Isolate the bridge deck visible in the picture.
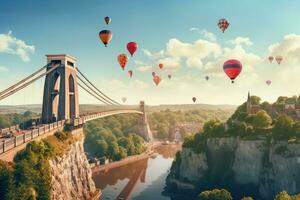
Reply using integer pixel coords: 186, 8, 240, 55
0, 109, 143, 161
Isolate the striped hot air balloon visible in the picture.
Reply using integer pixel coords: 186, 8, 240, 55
223, 59, 242, 83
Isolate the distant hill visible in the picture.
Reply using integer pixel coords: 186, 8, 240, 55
147, 104, 236, 112
0, 103, 237, 115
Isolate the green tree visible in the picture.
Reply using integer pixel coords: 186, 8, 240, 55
276, 96, 288, 105
273, 115, 294, 139
274, 191, 292, 200
198, 189, 233, 200
252, 110, 272, 129
242, 197, 254, 200
0, 161, 15, 200
250, 96, 261, 105
107, 141, 119, 160
95, 140, 108, 158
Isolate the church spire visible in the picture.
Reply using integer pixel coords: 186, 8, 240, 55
247, 91, 251, 114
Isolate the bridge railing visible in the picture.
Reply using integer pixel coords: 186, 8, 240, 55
0, 120, 66, 155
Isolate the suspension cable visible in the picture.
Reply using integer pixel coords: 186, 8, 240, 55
77, 82, 111, 105
0, 64, 60, 101
0, 64, 49, 96
77, 75, 114, 105
76, 67, 121, 105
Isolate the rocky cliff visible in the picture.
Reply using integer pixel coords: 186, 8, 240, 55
167, 137, 300, 199
49, 129, 97, 200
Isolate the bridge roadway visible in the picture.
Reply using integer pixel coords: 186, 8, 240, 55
0, 109, 143, 162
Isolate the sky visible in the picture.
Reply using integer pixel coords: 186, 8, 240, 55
1, 0, 300, 106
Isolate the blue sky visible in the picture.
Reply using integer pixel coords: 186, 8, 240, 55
1, 0, 300, 105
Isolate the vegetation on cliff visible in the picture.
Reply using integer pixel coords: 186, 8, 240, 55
148, 108, 233, 139
197, 189, 300, 200
0, 130, 77, 200
84, 114, 146, 161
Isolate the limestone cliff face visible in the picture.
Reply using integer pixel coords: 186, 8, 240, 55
168, 137, 300, 199
49, 131, 96, 200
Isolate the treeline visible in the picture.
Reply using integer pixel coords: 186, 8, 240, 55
84, 114, 145, 161
0, 111, 39, 129
197, 189, 300, 200
148, 109, 232, 139
0, 130, 75, 200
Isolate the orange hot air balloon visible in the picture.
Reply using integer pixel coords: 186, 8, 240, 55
99, 30, 112, 47
153, 75, 161, 86
127, 42, 138, 56
117, 54, 129, 70
159, 63, 164, 69
128, 70, 133, 78
104, 16, 111, 25
192, 97, 196, 103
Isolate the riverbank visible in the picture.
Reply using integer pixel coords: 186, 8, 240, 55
92, 141, 162, 174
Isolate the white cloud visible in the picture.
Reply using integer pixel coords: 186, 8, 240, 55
228, 37, 253, 46
142, 49, 164, 60
190, 28, 216, 41
157, 57, 181, 69
0, 66, 8, 72
268, 34, 300, 65
0, 31, 35, 62
137, 65, 153, 72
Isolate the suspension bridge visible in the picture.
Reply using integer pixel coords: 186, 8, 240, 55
0, 54, 153, 161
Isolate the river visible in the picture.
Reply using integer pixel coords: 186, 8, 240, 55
92, 144, 181, 200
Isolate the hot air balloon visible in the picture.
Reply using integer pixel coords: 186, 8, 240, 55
99, 30, 112, 47
275, 56, 283, 65
153, 75, 161, 86
205, 75, 209, 81
117, 54, 129, 70
152, 72, 156, 77
268, 56, 274, 63
128, 70, 133, 78
266, 80, 272, 86
218, 18, 230, 33
122, 97, 127, 103
127, 42, 138, 56
168, 74, 172, 79
192, 97, 196, 103
159, 63, 164, 69
223, 59, 242, 83
104, 16, 111, 25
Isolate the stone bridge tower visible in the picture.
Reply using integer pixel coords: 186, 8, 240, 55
42, 54, 79, 123
138, 101, 153, 141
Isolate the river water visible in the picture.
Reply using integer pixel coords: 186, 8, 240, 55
92, 144, 181, 200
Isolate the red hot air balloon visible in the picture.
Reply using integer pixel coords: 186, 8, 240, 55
99, 30, 112, 47
152, 72, 156, 77
266, 80, 272, 86
218, 18, 230, 33
117, 54, 129, 70
223, 59, 242, 83
104, 16, 111, 25
159, 63, 164, 69
127, 42, 138, 56
153, 75, 161, 86
128, 70, 133, 78
192, 97, 196, 103
275, 56, 283, 65
268, 56, 274, 63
